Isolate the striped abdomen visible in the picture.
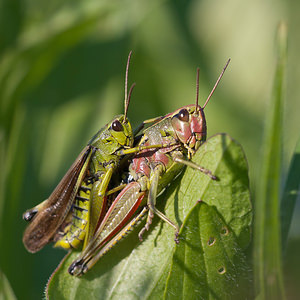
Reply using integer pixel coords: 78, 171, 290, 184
55, 181, 91, 249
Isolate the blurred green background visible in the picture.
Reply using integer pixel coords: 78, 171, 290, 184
0, 0, 299, 299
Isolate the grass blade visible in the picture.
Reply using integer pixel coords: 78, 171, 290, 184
0, 269, 17, 300
280, 138, 300, 249
253, 22, 287, 299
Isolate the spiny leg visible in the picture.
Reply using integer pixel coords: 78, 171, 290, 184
70, 206, 149, 276
69, 184, 146, 276
138, 164, 179, 243
117, 141, 179, 156
105, 183, 127, 196
173, 155, 217, 180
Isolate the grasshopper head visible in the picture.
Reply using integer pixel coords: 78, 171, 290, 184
171, 59, 230, 158
109, 114, 134, 149
88, 115, 133, 154
104, 51, 135, 152
171, 105, 206, 158
107, 51, 135, 151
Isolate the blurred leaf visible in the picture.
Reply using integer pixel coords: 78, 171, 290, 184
281, 137, 300, 249
164, 202, 250, 299
47, 133, 251, 299
0, 269, 17, 300
254, 22, 287, 299
0, 0, 22, 53
0, 0, 163, 133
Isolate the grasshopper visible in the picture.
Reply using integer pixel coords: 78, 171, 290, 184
23, 52, 143, 253
69, 59, 230, 276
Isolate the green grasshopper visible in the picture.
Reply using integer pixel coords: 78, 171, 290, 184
23, 52, 141, 253
69, 59, 230, 276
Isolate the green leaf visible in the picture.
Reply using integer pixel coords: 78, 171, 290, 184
172, 133, 252, 249
253, 22, 287, 299
47, 133, 252, 299
164, 202, 250, 300
281, 137, 300, 249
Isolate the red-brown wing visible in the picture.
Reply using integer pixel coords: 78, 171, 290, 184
23, 146, 93, 253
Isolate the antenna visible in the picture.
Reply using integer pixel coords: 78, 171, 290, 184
202, 58, 231, 109
124, 51, 133, 122
126, 83, 136, 114
195, 67, 200, 112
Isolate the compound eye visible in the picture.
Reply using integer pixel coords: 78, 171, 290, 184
178, 109, 189, 122
111, 120, 123, 132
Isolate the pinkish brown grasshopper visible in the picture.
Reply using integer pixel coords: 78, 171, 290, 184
69, 59, 230, 276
